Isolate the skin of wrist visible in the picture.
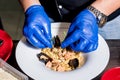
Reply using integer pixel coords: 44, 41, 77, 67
19, 0, 41, 12
91, 0, 120, 16
24, 3, 41, 12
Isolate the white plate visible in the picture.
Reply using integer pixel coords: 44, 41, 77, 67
15, 22, 110, 80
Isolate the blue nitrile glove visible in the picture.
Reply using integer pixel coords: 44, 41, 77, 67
23, 5, 52, 48
61, 9, 98, 53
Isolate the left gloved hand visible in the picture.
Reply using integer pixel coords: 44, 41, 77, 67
23, 5, 52, 48
61, 9, 98, 53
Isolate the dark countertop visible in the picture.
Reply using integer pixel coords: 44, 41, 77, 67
7, 40, 120, 80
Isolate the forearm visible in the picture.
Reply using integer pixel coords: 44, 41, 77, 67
18, 0, 41, 12
91, 0, 120, 16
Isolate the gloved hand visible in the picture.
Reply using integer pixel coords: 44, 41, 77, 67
23, 5, 52, 48
61, 9, 98, 53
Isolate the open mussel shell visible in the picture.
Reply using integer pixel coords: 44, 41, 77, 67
68, 58, 79, 69
37, 52, 52, 64
66, 46, 73, 51
53, 35, 61, 48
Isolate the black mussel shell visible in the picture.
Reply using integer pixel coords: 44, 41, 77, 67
66, 46, 72, 51
68, 58, 79, 69
37, 52, 52, 64
54, 35, 61, 47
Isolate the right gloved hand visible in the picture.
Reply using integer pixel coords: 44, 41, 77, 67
61, 9, 98, 53
23, 5, 52, 48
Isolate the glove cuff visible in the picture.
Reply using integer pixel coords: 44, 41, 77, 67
25, 5, 44, 15
76, 9, 97, 23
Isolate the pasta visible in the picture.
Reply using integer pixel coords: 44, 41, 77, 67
37, 35, 85, 72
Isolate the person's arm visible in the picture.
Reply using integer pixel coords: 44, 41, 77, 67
19, 0, 41, 12
91, 0, 120, 16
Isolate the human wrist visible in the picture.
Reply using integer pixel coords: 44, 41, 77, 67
24, 3, 41, 12
91, 0, 120, 16
25, 5, 43, 15
91, 1, 109, 16
19, 0, 41, 12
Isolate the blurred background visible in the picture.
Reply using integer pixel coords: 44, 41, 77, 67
0, 0, 120, 40
0, 0, 24, 40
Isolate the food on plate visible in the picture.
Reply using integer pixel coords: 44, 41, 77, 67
37, 35, 85, 72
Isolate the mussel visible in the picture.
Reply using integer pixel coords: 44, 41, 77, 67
37, 52, 52, 64
68, 58, 79, 69
66, 46, 72, 51
53, 35, 61, 48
